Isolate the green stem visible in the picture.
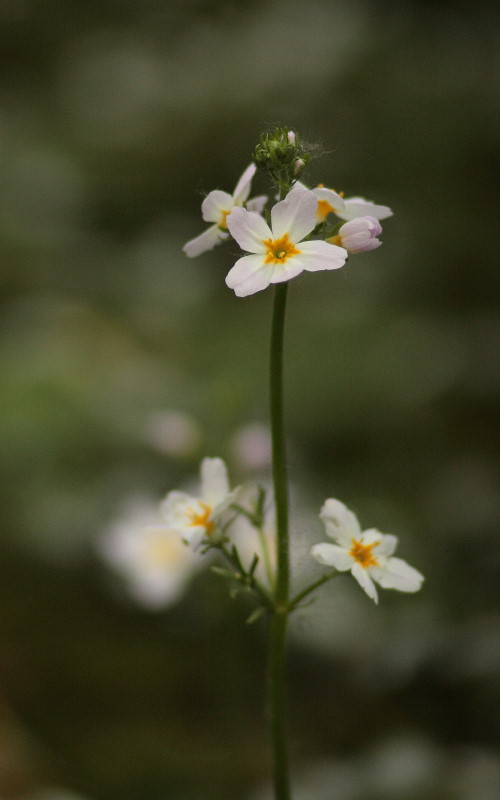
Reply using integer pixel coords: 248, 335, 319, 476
289, 570, 342, 611
270, 283, 290, 608
269, 282, 291, 800
269, 608, 290, 800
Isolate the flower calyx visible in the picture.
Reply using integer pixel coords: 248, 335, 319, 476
253, 128, 311, 194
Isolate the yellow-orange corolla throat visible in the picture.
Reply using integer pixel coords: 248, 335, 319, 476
349, 539, 380, 569
219, 210, 230, 229
187, 502, 214, 533
262, 233, 301, 265
316, 199, 336, 221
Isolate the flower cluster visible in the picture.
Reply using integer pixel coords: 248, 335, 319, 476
99, 458, 423, 610
183, 131, 392, 297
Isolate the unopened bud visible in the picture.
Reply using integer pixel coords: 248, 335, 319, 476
253, 127, 311, 192
293, 158, 305, 175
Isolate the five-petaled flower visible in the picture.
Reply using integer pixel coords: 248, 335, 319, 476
311, 498, 424, 604
160, 457, 239, 547
328, 216, 383, 253
225, 186, 348, 297
183, 164, 267, 258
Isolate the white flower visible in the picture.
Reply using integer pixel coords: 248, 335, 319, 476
98, 497, 206, 609
334, 196, 393, 221
295, 182, 346, 223
225, 186, 347, 297
328, 216, 383, 253
160, 457, 239, 547
183, 164, 267, 258
311, 498, 424, 604
311, 186, 346, 222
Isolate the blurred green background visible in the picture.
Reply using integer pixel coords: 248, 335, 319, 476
0, 0, 498, 798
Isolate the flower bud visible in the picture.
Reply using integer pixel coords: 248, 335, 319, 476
328, 216, 382, 253
293, 158, 306, 176
253, 127, 310, 192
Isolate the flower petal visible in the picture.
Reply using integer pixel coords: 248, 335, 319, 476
268, 260, 304, 285
311, 542, 353, 571
362, 529, 398, 557
335, 197, 393, 221
232, 163, 257, 204
271, 187, 317, 242
183, 225, 228, 258
226, 207, 271, 253
225, 254, 274, 297
351, 562, 379, 603
320, 498, 362, 545
293, 240, 347, 272
371, 557, 424, 593
201, 190, 235, 223
312, 186, 346, 219
246, 194, 268, 214
200, 457, 230, 505
160, 491, 196, 528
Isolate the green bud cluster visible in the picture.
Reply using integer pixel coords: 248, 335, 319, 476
253, 127, 310, 197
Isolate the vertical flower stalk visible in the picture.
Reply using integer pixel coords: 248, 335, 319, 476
269, 281, 291, 800
179, 127, 412, 800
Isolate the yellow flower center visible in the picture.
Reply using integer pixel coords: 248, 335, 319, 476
262, 233, 300, 264
315, 186, 345, 222
186, 501, 214, 533
316, 199, 335, 221
219, 210, 230, 229
349, 538, 380, 569
327, 234, 342, 246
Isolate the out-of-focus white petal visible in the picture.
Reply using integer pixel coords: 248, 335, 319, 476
351, 562, 379, 603
183, 225, 228, 258
311, 543, 353, 571
364, 530, 398, 557
270, 187, 317, 242
201, 190, 234, 223
320, 498, 362, 545
232, 163, 257, 204
371, 557, 425, 592
335, 197, 393, 221
200, 457, 230, 505
160, 491, 196, 527
225, 254, 274, 297
226, 207, 271, 253
246, 195, 268, 214
294, 240, 347, 272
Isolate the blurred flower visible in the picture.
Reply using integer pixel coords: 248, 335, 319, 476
311, 498, 424, 604
328, 216, 382, 253
231, 422, 271, 470
183, 164, 267, 257
225, 186, 347, 297
145, 409, 202, 457
334, 195, 393, 221
98, 497, 205, 609
160, 457, 239, 547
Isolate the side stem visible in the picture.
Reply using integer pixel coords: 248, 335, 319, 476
269, 282, 291, 800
